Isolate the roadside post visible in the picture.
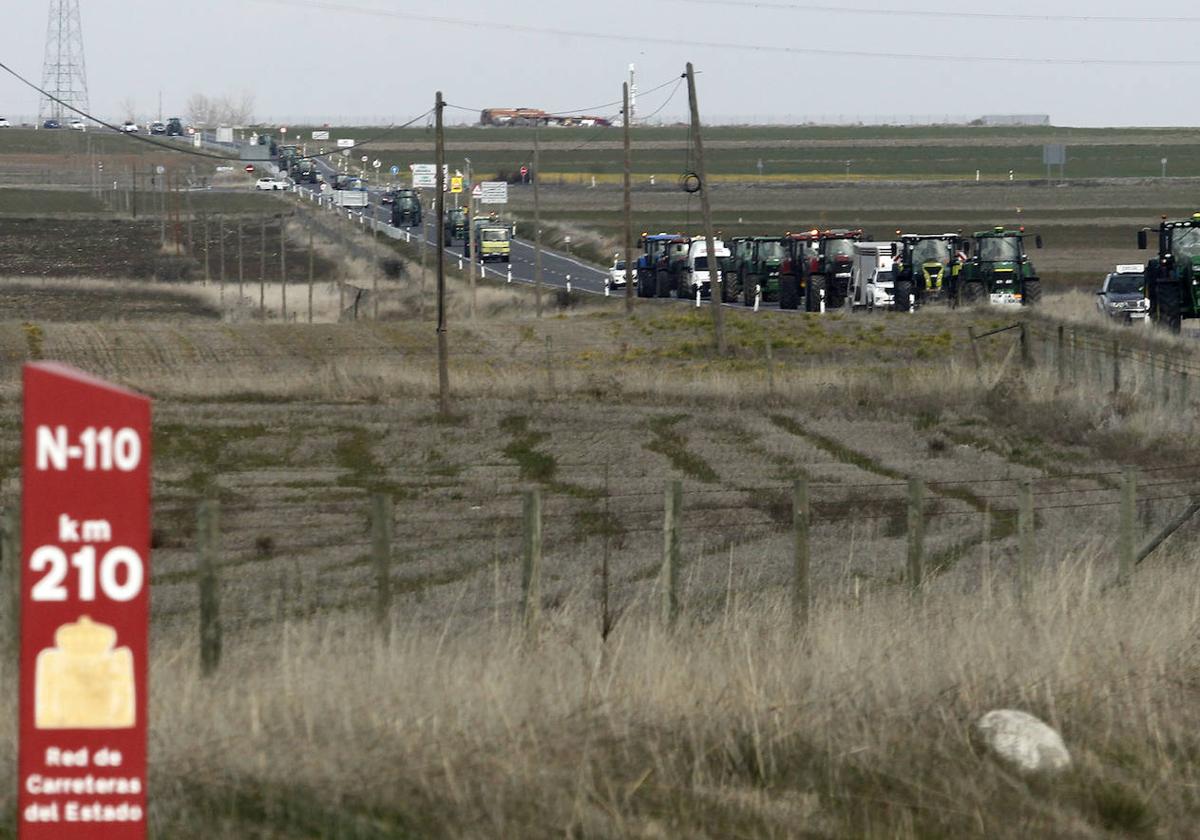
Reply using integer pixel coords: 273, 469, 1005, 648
18, 363, 152, 837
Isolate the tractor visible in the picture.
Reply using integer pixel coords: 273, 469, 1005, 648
444, 206, 469, 241
893, 233, 967, 311
390, 188, 423, 228
778, 229, 863, 311
636, 233, 690, 298
728, 236, 786, 305
1137, 212, 1200, 332
956, 226, 1043, 307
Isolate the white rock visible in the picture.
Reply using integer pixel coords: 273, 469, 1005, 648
975, 709, 1071, 774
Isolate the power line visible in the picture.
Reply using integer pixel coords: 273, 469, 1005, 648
249, 0, 1200, 67
670, 0, 1200, 24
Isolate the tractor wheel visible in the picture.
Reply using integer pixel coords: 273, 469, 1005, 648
741, 272, 755, 306
806, 276, 827, 312
656, 270, 672, 298
779, 275, 799, 310
1157, 283, 1183, 333
962, 281, 985, 306
1023, 279, 1042, 306
893, 280, 913, 313
637, 271, 653, 298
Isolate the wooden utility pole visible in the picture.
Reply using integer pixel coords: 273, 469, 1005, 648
435, 91, 451, 415
466, 158, 476, 319
685, 63, 725, 354
533, 122, 543, 318
623, 81, 634, 314
279, 218, 287, 321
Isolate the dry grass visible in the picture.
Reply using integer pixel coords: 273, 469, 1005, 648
0, 548, 1188, 836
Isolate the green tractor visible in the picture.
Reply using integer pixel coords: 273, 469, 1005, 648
893, 233, 967, 311
728, 236, 785, 305
956, 226, 1043, 307
1137, 212, 1200, 332
445, 207, 469, 241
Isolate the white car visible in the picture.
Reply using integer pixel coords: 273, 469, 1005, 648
121, 121, 139, 133
255, 177, 288, 191
0, 118, 9, 128
607, 257, 629, 289
68, 120, 85, 131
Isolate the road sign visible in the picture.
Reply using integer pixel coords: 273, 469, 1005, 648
154, 165, 165, 176
280, 126, 288, 136
1042, 144, 1066, 166
311, 130, 330, 141
390, 165, 400, 175
479, 181, 509, 205
336, 138, 355, 148
472, 183, 482, 198
244, 165, 255, 173
373, 159, 381, 170
412, 163, 438, 188
450, 176, 463, 194
520, 165, 528, 178
19, 363, 152, 839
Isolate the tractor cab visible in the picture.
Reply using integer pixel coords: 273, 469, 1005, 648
637, 232, 690, 298
895, 232, 967, 306
1137, 212, 1200, 331
958, 226, 1042, 307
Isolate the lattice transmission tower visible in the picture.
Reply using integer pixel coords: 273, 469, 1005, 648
38, 0, 89, 122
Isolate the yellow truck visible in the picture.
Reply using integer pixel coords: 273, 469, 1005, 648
472, 216, 512, 263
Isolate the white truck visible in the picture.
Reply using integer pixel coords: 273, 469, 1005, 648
331, 175, 370, 209
848, 242, 900, 311
683, 237, 730, 299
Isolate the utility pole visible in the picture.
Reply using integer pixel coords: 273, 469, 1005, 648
685, 62, 725, 355
533, 122, 543, 318
466, 157, 476, 319
623, 81, 634, 314
435, 91, 451, 415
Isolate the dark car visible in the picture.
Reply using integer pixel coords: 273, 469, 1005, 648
1096, 266, 1149, 324
166, 117, 184, 136
149, 121, 166, 135
380, 190, 396, 206
41, 119, 61, 130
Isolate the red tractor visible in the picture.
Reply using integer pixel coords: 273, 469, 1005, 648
779, 229, 862, 311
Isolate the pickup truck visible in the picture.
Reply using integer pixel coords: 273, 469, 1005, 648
331, 176, 369, 208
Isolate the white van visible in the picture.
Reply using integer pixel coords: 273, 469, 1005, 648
848, 242, 899, 311
684, 237, 730, 299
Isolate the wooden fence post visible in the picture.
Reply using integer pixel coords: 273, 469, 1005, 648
1112, 339, 1120, 395
907, 478, 925, 592
1118, 468, 1136, 585
280, 219, 288, 321
544, 336, 556, 397
202, 214, 210, 282
522, 489, 542, 636
0, 508, 19, 658
308, 228, 315, 324
792, 479, 810, 627
1017, 479, 1034, 599
218, 214, 226, 292
197, 499, 222, 676
661, 480, 682, 626
1056, 324, 1065, 385
371, 493, 394, 641
765, 336, 776, 398
1019, 322, 1033, 369
967, 327, 983, 381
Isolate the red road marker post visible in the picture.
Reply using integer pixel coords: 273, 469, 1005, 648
18, 363, 151, 838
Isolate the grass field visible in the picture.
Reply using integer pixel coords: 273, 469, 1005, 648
4, 127, 1200, 835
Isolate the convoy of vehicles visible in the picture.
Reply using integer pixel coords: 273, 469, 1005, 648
1137, 213, 1200, 332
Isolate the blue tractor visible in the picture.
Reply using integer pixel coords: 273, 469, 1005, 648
636, 233, 690, 298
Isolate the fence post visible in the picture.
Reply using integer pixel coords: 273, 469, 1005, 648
792, 479, 810, 627
202, 214, 210, 282
1017, 479, 1034, 599
218, 214, 226, 292
371, 493, 394, 641
308, 228, 315, 324
661, 480, 682, 626
1118, 468, 1136, 585
197, 499, 222, 676
1056, 324, 1065, 386
0, 508, 19, 658
1111, 339, 1120, 395
1019, 322, 1033, 369
280, 219, 288, 321
1182, 370, 1190, 408
765, 336, 776, 398
522, 489, 542, 636
544, 336, 556, 396
966, 326, 983, 381
907, 477, 924, 592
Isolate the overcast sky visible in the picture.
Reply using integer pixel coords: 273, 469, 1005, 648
0, 0, 1193, 127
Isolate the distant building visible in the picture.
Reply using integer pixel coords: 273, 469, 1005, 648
480, 108, 612, 128
979, 115, 1051, 127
